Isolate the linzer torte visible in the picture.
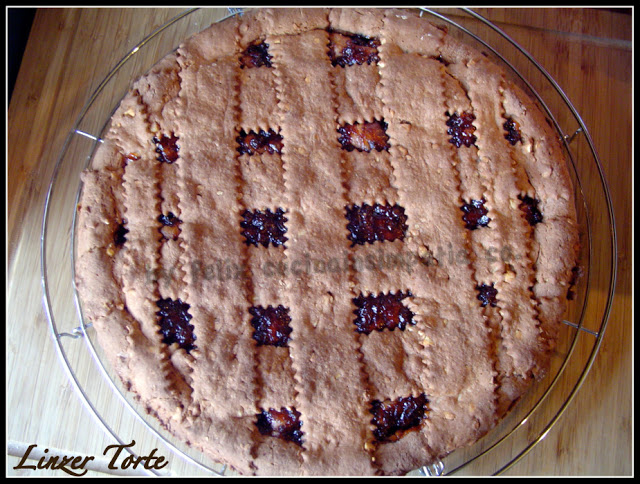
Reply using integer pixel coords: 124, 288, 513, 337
74, 8, 580, 475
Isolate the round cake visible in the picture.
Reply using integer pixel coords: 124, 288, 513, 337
74, 8, 580, 476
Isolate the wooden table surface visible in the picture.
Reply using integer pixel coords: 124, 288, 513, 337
7, 8, 632, 476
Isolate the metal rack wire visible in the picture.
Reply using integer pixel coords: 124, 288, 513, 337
41, 7, 617, 476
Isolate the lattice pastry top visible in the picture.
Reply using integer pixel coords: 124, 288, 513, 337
75, 8, 580, 476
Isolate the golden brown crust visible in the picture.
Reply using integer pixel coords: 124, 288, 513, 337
74, 8, 579, 475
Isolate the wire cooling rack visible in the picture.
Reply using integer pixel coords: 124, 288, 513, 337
41, 7, 617, 476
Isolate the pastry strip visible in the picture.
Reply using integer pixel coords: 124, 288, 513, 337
377, 9, 498, 462
270, 27, 375, 475
170, 56, 258, 470
235, 9, 304, 475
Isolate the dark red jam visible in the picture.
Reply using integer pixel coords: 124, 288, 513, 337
249, 305, 292, 347
240, 41, 272, 69
518, 194, 543, 226
503, 117, 523, 145
345, 203, 407, 246
446, 111, 477, 148
328, 30, 380, 67
153, 133, 180, 164
237, 128, 283, 156
353, 291, 415, 334
157, 212, 182, 241
241, 208, 288, 248
370, 394, 429, 442
156, 298, 196, 352
476, 283, 498, 308
114, 222, 129, 247
461, 199, 490, 230
256, 407, 303, 446
338, 119, 390, 152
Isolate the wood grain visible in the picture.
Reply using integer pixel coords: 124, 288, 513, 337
7, 8, 631, 476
